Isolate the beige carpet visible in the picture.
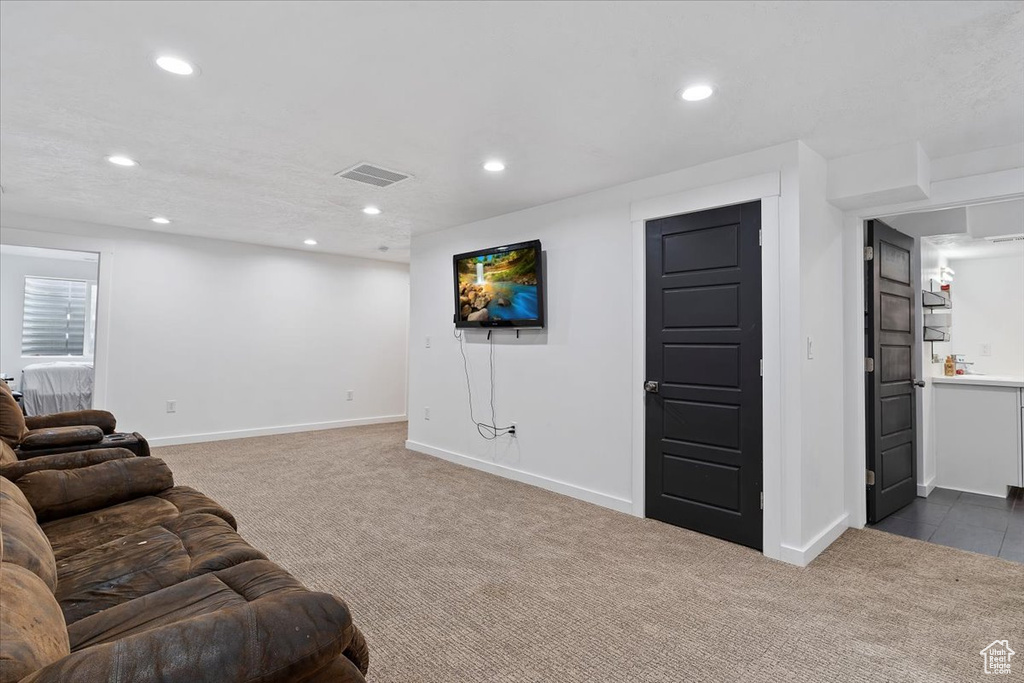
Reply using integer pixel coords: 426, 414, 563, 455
156, 422, 1023, 682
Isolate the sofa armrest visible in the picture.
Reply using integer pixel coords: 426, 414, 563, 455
0, 447, 134, 481
20, 592, 359, 683
14, 457, 173, 522
24, 410, 116, 434
19, 426, 104, 451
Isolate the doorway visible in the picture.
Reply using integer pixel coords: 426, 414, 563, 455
0, 244, 101, 415
861, 201, 1023, 562
644, 201, 763, 550
864, 219, 921, 524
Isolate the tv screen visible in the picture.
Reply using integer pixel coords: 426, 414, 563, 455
454, 240, 544, 328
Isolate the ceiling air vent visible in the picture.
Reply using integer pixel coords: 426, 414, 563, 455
984, 235, 1024, 243
335, 162, 412, 188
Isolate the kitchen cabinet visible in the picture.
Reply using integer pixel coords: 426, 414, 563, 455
933, 376, 1023, 497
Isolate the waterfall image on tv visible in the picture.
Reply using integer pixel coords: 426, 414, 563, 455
454, 240, 543, 328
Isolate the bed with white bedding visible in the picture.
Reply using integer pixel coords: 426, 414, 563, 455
20, 361, 94, 416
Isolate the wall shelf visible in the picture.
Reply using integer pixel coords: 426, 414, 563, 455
922, 289, 951, 308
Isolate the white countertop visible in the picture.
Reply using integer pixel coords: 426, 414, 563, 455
931, 375, 1024, 388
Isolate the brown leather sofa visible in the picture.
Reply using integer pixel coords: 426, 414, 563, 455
0, 381, 150, 459
0, 442, 369, 682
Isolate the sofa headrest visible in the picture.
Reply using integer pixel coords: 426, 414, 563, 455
0, 562, 70, 683
0, 442, 16, 467
15, 457, 174, 523
0, 477, 57, 592
0, 383, 27, 448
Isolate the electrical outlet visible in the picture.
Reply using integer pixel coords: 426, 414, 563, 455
424, 406, 430, 421
509, 422, 517, 438
425, 336, 431, 348
346, 390, 354, 401
980, 343, 992, 357
166, 400, 176, 413
806, 336, 814, 360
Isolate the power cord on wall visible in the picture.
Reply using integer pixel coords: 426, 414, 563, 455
453, 327, 516, 440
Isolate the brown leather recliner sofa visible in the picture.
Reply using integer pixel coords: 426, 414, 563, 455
0, 442, 369, 682
0, 381, 150, 459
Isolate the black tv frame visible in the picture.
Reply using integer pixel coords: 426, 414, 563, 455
453, 239, 545, 329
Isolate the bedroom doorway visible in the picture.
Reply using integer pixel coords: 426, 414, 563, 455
0, 244, 101, 415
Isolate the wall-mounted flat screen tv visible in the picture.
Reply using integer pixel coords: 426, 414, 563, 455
454, 240, 544, 328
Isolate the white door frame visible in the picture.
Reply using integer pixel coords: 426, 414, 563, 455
842, 168, 1024, 528
629, 172, 786, 561
0, 226, 116, 410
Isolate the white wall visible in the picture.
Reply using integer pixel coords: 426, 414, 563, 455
797, 145, 848, 542
947, 254, 1024, 377
408, 141, 849, 564
1, 216, 410, 443
409, 187, 636, 508
0, 251, 99, 389
917, 238, 947, 494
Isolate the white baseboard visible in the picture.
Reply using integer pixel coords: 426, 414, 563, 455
405, 440, 633, 514
149, 415, 407, 447
917, 477, 936, 497
779, 513, 849, 567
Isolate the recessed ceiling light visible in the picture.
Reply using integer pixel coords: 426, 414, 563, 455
107, 155, 138, 167
362, 206, 382, 215
483, 160, 506, 172
155, 55, 195, 76
679, 84, 714, 102
304, 238, 318, 246
150, 217, 171, 225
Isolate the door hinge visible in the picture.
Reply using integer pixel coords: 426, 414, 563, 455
864, 246, 874, 261
759, 359, 763, 376
866, 469, 875, 486
758, 229, 762, 247
865, 357, 875, 372
760, 491, 764, 510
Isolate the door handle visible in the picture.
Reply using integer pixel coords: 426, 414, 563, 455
912, 379, 926, 388
644, 380, 659, 394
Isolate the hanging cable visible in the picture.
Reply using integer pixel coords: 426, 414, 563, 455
453, 327, 515, 440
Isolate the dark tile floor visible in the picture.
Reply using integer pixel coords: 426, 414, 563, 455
869, 487, 1024, 563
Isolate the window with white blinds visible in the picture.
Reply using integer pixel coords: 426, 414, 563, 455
21, 277, 91, 356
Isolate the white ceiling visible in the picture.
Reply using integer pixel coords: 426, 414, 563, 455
1, 1, 1022, 262
888, 198, 1024, 260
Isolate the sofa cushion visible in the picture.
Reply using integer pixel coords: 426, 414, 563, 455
0, 382, 27, 448
24, 410, 116, 435
19, 426, 104, 451
16, 457, 174, 522
68, 559, 307, 650
0, 447, 135, 482
56, 514, 266, 624
21, 591, 357, 683
0, 562, 70, 683
42, 486, 238, 561
0, 478, 58, 592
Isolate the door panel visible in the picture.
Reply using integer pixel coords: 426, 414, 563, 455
645, 201, 763, 550
663, 286, 740, 327
866, 219, 918, 523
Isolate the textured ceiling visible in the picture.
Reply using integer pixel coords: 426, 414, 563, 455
1, 1, 1022, 262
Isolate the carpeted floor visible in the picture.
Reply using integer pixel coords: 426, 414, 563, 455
156, 422, 1023, 682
